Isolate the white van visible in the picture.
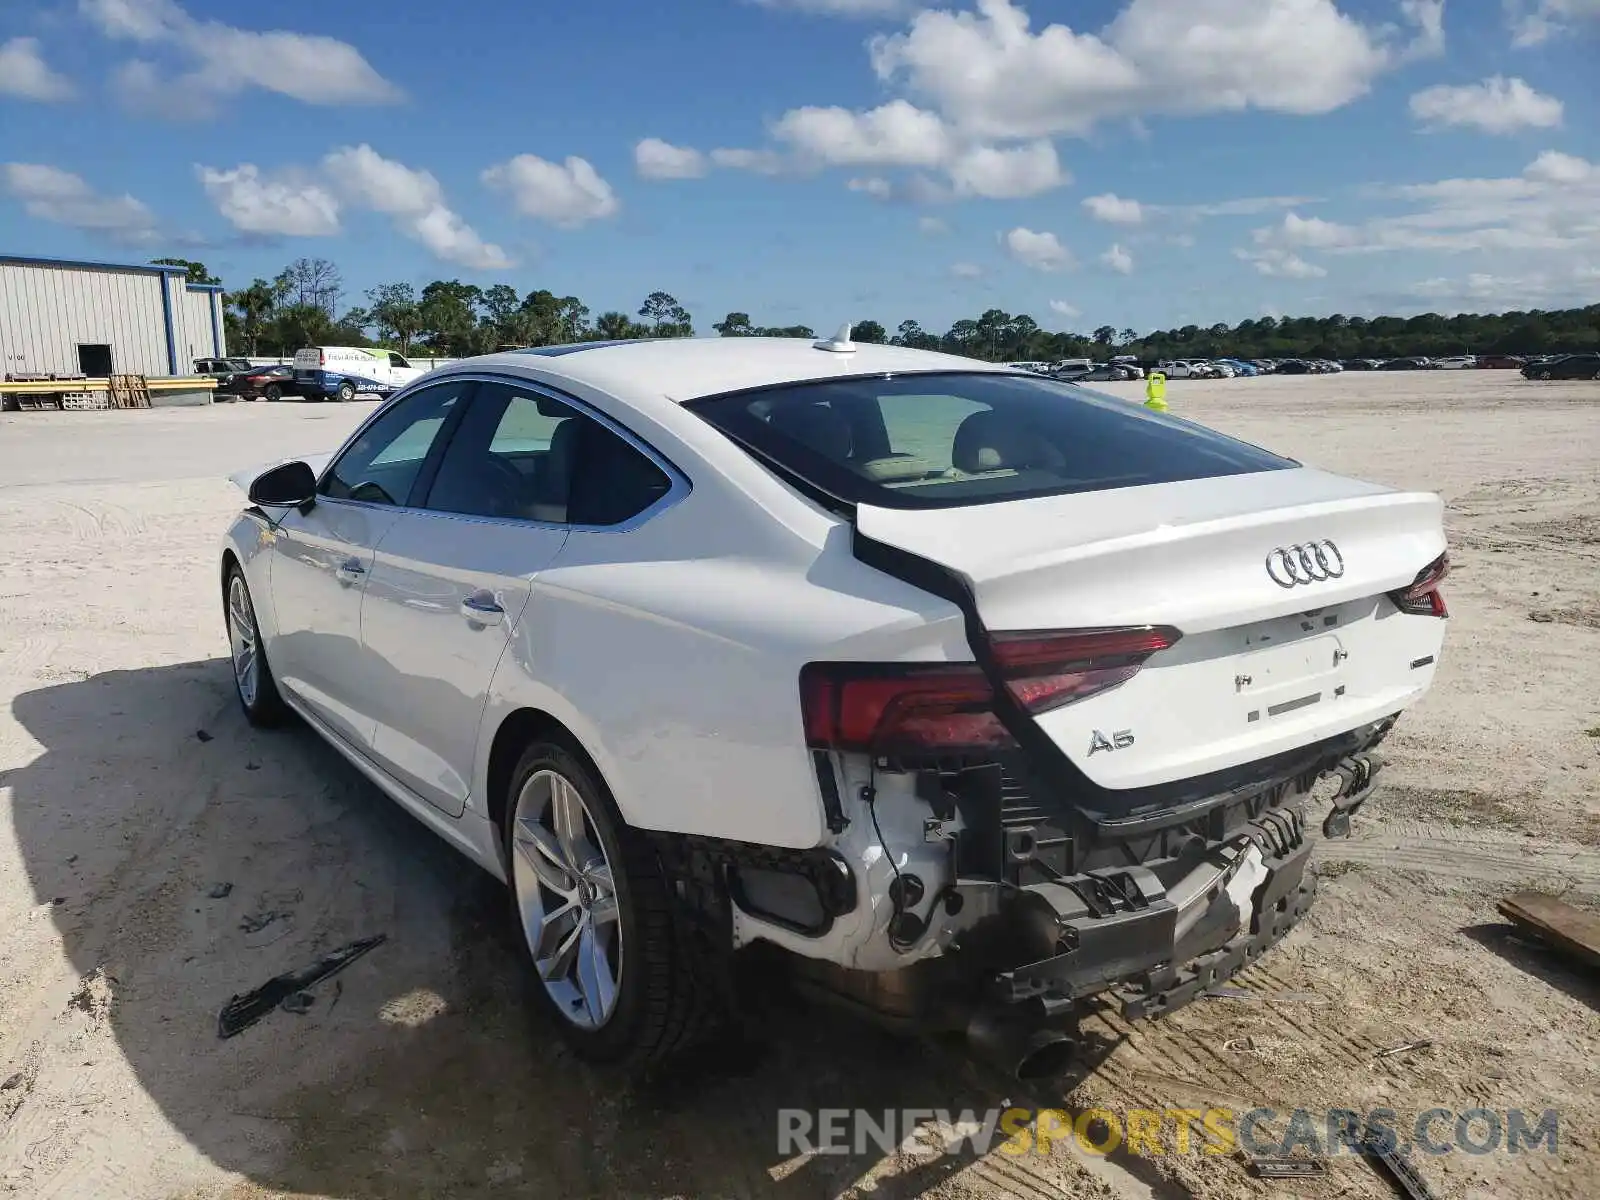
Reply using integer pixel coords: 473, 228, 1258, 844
292, 346, 425, 401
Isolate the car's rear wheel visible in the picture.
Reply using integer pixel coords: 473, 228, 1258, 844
337, 381, 356, 402
226, 566, 288, 727
265, 384, 282, 401
504, 738, 717, 1068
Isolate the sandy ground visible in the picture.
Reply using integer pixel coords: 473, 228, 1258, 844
0, 371, 1596, 1200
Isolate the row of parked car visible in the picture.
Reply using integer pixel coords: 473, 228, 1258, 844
192, 347, 429, 402
1011, 351, 1600, 382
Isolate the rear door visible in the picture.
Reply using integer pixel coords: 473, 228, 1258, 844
266, 379, 471, 750
358, 378, 576, 816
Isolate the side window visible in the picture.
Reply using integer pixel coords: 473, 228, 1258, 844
421, 380, 673, 526
320, 381, 469, 506
389, 353, 409, 368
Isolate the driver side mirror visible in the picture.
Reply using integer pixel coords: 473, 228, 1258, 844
248, 460, 318, 508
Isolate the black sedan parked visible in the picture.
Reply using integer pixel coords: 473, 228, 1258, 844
1521, 353, 1600, 380
223, 364, 300, 401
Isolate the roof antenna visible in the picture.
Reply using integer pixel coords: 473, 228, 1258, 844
812, 322, 856, 353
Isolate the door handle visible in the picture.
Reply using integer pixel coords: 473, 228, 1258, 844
335, 558, 366, 585
460, 591, 505, 627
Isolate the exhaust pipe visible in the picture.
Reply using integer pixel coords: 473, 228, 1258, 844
966, 1009, 1078, 1082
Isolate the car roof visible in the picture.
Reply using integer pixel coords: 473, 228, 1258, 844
454, 337, 1011, 403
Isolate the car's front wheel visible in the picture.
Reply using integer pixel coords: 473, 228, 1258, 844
265, 384, 282, 401
503, 739, 717, 1068
225, 566, 288, 727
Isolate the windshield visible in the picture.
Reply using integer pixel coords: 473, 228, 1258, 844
686, 371, 1296, 510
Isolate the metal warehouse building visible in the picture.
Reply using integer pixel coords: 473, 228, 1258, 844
1, 254, 225, 379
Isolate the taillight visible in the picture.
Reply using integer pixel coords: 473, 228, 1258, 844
799, 625, 1179, 753
800, 664, 1010, 752
1389, 552, 1450, 617
988, 625, 1181, 714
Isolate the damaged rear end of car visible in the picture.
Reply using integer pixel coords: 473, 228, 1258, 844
686, 370, 1449, 1079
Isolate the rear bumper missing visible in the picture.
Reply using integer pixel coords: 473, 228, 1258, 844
990, 808, 1317, 1022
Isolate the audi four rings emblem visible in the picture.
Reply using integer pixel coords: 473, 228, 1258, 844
1266, 540, 1345, 588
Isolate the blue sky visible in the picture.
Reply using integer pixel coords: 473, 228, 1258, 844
2, 0, 1597, 335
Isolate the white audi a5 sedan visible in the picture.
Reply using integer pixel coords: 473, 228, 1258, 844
222, 331, 1449, 1077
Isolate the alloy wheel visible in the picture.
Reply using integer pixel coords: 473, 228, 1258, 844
510, 769, 622, 1029
227, 575, 258, 707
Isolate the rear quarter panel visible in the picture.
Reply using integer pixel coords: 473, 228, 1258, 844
471, 439, 970, 850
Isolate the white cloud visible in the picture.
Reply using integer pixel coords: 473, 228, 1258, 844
848, 176, 894, 199
771, 99, 952, 167
708, 147, 788, 175
944, 139, 1065, 198
1398, 0, 1446, 59
0, 37, 75, 101
1268, 211, 1361, 248
1525, 150, 1593, 185
1405, 264, 1600, 312
1508, 0, 1600, 46
1004, 226, 1073, 271
2, 162, 158, 241
1049, 299, 1081, 318
406, 206, 513, 273
1083, 192, 1143, 224
1409, 76, 1563, 135
196, 163, 339, 236
81, 0, 400, 113
1253, 150, 1600, 256
1236, 247, 1328, 277
950, 261, 985, 278
323, 144, 512, 270
869, 0, 1400, 142
325, 144, 443, 215
1160, 194, 1318, 218
1100, 241, 1135, 274
918, 215, 949, 234
634, 138, 706, 180
482, 153, 620, 227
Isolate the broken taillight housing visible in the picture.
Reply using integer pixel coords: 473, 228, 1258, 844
799, 625, 1181, 752
1389, 552, 1450, 617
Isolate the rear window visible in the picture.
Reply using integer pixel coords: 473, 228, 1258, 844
686, 371, 1296, 509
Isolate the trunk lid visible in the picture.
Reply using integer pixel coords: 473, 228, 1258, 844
857, 467, 1447, 789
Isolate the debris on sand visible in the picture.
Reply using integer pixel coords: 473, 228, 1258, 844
217, 935, 386, 1038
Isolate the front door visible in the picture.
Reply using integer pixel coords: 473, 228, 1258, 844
266, 379, 472, 750
360, 379, 580, 816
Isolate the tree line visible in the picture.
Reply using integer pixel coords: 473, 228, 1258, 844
156, 257, 1600, 363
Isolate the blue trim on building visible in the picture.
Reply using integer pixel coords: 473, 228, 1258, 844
159, 276, 178, 374
0, 253, 189, 276
185, 282, 226, 293
208, 292, 221, 356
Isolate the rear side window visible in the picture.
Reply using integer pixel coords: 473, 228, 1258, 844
422, 381, 674, 526
687, 371, 1295, 509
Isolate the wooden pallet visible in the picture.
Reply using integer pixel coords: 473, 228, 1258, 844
108, 374, 151, 409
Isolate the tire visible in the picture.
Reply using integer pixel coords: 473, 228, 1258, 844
225, 565, 288, 727
336, 381, 356, 402
502, 738, 718, 1069
1538, 371, 1552, 381
265, 384, 282, 402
